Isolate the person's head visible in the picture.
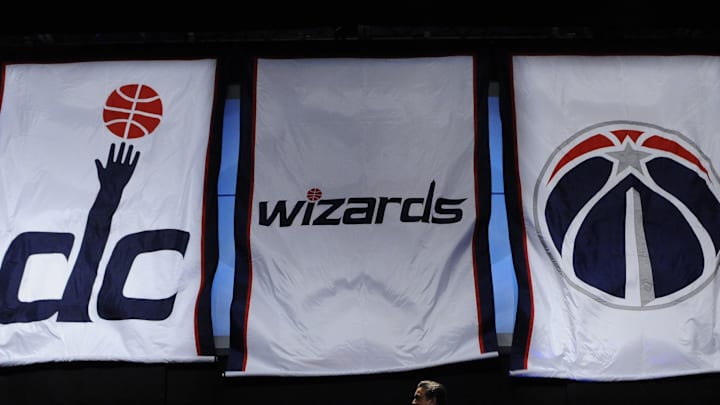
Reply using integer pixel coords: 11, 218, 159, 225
411, 380, 447, 405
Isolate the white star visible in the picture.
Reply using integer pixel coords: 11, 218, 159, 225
606, 142, 651, 175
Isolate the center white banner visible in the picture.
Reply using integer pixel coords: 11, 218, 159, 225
227, 56, 497, 376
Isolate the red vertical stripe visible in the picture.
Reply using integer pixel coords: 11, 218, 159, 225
471, 55, 485, 353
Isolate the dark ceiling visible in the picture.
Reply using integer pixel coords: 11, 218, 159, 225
2, 26, 718, 52
2, 1, 717, 52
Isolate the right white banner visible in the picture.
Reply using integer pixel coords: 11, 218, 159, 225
508, 55, 720, 381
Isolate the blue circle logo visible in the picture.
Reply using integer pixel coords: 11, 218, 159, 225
534, 121, 720, 309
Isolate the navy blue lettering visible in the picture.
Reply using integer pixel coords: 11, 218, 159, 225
375, 197, 402, 223
97, 229, 188, 321
400, 198, 425, 222
0, 232, 74, 323
0, 143, 190, 324
432, 198, 466, 223
301, 202, 315, 225
312, 199, 345, 225
422, 181, 436, 222
342, 198, 376, 224
259, 200, 305, 227
258, 182, 465, 226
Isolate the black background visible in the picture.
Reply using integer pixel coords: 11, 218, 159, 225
2, 8, 720, 403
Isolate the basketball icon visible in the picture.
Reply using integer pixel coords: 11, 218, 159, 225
103, 84, 163, 139
306, 188, 322, 201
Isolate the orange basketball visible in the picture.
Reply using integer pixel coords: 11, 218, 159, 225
103, 84, 163, 139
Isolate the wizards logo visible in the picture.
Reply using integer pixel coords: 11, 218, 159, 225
535, 121, 720, 309
0, 83, 188, 324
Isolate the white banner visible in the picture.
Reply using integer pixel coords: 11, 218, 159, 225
0, 59, 217, 365
509, 55, 720, 380
227, 56, 497, 376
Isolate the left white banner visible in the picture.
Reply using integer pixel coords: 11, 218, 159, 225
0, 59, 218, 365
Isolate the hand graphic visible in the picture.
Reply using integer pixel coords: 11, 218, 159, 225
94, 142, 140, 191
